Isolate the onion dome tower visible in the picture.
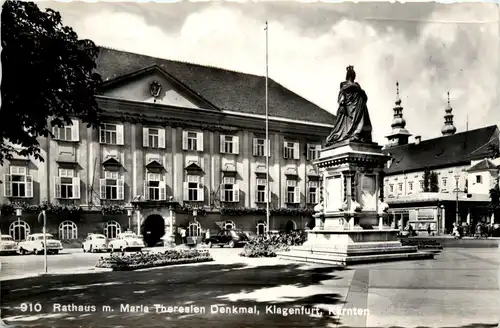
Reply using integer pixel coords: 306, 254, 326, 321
441, 92, 457, 136
385, 82, 411, 147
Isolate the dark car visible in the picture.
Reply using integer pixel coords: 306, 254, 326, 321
205, 229, 249, 248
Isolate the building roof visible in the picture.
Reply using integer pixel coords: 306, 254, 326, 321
467, 159, 499, 172
384, 125, 500, 175
95, 47, 336, 125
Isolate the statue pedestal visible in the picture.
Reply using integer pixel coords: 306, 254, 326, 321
278, 140, 434, 266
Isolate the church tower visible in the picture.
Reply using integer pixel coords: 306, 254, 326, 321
441, 92, 457, 136
385, 82, 411, 147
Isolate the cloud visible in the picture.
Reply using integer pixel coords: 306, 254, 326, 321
45, 2, 499, 144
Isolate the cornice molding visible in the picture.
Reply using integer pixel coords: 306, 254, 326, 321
97, 96, 332, 137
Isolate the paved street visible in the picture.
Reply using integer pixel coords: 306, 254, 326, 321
1, 247, 499, 327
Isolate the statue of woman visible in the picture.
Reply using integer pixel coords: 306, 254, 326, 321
325, 66, 373, 146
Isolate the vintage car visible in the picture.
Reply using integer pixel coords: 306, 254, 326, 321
82, 233, 108, 253
0, 234, 18, 255
18, 233, 63, 255
205, 229, 249, 248
107, 231, 145, 252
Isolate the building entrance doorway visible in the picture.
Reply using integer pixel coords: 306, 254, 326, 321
141, 214, 165, 247
285, 220, 296, 233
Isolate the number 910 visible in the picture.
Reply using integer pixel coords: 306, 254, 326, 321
20, 303, 42, 312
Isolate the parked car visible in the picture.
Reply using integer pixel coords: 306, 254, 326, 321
108, 231, 145, 252
205, 229, 249, 248
243, 231, 256, 240
82, 233, 108, 253
0, 234, 18, 255
18, 233, 63, 255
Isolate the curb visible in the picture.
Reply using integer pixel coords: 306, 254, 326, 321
0, 267, 112, 281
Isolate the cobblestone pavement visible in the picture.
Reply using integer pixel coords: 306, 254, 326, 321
1, 248, 499, 327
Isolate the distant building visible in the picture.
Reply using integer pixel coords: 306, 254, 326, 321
382, 84, 499, 235
0, 47, 335, 243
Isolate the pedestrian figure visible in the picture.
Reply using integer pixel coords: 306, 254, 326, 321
427, 224, 431, 236
181, 227, 187, 244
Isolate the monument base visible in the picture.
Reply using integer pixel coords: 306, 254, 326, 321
277, 229, 434, 266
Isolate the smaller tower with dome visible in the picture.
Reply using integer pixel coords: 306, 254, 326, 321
441, 91, 457, 136
385, 81, 412, 148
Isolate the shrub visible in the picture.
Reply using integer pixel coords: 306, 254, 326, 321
239, 231, 307, 258
95, 249, 213, 271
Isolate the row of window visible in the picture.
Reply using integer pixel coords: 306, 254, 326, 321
8, 220, 120, 241
8, 219, 280, 241
3, 166, 319, 204
54, 122, 322, 160
388, 175, 482, 194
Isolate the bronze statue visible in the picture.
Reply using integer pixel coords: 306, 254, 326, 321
325, 66, 373, 146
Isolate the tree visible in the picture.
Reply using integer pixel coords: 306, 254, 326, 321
423, 168, 439, 192
423, 169, 431, 192
429, 172, 439, 192
0, 1, 102, 165
489, 180, 499, 216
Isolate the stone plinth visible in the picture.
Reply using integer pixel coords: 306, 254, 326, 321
278, 140, 434, 266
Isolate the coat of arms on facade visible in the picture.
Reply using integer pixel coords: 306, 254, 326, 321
149, 80, 162, 102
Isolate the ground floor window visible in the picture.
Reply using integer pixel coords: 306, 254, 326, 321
59, 220, 78, 240
104, 221, 121, 239
256, 221, 266, 235
9, 220, 31, 241
188, 221, 201, 237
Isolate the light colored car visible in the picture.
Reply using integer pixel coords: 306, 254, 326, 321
0, 234, 19, 255
18, 233, 63, 255
82, 233, 108, 253
108, 231, 145, 251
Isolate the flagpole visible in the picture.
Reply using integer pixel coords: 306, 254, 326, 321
265, 21, 270, 234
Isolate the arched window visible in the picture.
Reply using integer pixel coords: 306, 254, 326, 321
256, 220, 266, 235
188, 221, 201, 237
59, 220, 78, 240
223, 220, 235, 230
103, 221, 121, 239
9, 220, 31, 241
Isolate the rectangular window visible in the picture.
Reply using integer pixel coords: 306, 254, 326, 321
307, 180, 318, 204
442, 178, 447, 187
220, 177, 239, 202
476, 175, 482, 184
143, 127, 165, 148
253, 138, 270, 157
408, 181, 413, 191
306, 144, 321, 161
99, 123, 124, 145
256, 178, 267, 203
285, 179, 299, 203
99, 171, 124, 200
283, 141, 299, 159
184, 175, 204, 202
52, 119, 79, 142
143, 173, 166, 201
182, 131, 204, 152
54, 168, 80, 199
389, 184, 394, 193
419, 180, 424, 191
398, 183, 403, 192
3, 166, 33, 198
220, 135, 239, 154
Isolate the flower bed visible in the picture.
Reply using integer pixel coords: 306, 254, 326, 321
239, 231, 307, 258
95, 249, 213, 271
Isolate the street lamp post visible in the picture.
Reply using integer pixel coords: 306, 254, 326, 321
454, 174, 460, 225
126, 206, 133, 231
15, 207, 22, 241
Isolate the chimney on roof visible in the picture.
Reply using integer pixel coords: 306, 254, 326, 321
385, 81, 411, 148
414, 136, 421, 145
441, 91, 457, 136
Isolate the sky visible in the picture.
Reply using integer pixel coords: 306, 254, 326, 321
40, 1, 500, 144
